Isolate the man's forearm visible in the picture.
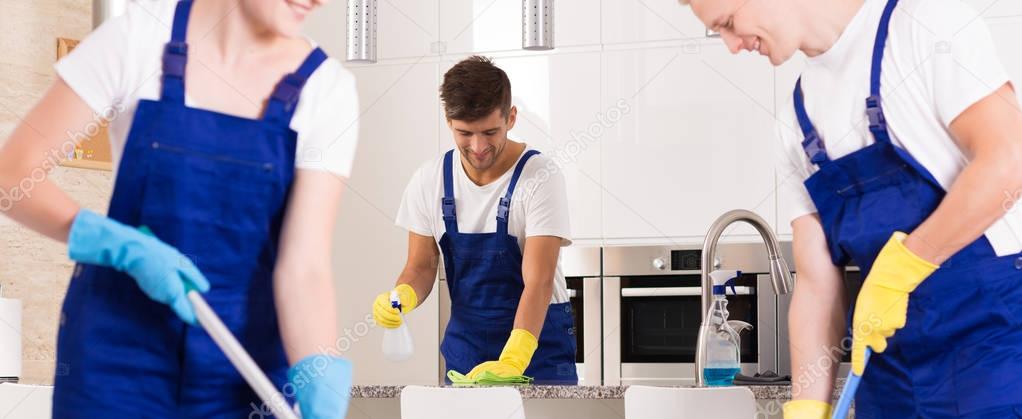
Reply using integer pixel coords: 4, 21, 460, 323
788, 278, 848, 401
396, 264, 438, 305
906, 148, 1022, 264
513, 279, 553, 337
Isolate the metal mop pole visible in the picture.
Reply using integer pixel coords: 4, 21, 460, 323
188, 291, 300, 419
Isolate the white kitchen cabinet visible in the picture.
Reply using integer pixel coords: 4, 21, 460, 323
774, 55, 808, 237
334, 61, 441, 385
600, 41, 778, 243
438, 0, 601, 55
601, 0, 708, 45
497, 52, 605, 240
987, 16, 1022, 87
379, 0, 440, 59
963, 0, 1022, 18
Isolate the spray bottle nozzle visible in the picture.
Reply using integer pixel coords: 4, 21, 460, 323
709, 270, 742, 295
390, 290, 402, 312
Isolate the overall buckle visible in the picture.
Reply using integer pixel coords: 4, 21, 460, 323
162, 41, 188, 78
271, 73, 307, 111
442, 197, 457, 220
497, 197, 511, 221
865, 95, 887, 131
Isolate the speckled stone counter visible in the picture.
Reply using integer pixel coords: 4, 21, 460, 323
352, 379, 847, 400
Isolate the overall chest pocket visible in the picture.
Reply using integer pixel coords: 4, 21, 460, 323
138, 141, 285, 274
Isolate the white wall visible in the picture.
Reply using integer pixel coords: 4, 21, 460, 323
305, 0, 1022, 386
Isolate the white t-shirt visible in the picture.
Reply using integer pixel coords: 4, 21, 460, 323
54, 0, 359, 180
396, 147, 573, 304
777, 0, 1022, 256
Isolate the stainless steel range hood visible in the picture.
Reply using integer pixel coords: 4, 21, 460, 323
93, 0, 127, 29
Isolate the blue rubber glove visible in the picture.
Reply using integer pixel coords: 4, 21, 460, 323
67, 209, 211, 324
288, 355, 353, 419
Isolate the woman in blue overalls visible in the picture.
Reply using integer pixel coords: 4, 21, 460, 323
682, 0, 1022, 417
0, 1, 354, 418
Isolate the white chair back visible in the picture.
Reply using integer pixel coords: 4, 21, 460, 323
400, 386, 526, 419
624, 385, 757, 419
0, 383, 53, 419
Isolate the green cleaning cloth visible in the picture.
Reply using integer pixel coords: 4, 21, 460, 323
447, 370, 534, 386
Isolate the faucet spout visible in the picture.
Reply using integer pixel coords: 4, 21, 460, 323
695, 209, 793, 386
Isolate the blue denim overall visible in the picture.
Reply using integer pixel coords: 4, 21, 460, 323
794, 0, 1022, 416
438, 149, 578, 385
52, 1, 327, 417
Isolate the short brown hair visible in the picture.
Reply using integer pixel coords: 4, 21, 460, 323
440, 56, 512, 122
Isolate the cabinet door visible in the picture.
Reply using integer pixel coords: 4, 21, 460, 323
601, 41, 778, 242
497, 52, 605, 241
336, 62, 441, 385
438, 0, 601, 55
987, 16, 1022, 85
601, 0, 708, 45
774, 55, 808, 237
963, 0, 1022, 18
379, 0, 440, 59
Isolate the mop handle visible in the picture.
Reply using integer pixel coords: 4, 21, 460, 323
188, 291, 300, 419
831, 348, 871, 419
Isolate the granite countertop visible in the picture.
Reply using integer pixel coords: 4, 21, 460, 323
352, 379, 847, 400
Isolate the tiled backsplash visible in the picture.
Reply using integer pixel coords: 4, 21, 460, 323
0, 0, 104, 385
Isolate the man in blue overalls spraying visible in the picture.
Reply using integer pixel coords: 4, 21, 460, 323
681, 0, 1022, 417
371, 56, 578, 384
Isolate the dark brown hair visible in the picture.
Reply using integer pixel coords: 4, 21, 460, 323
440, 56, 512, 122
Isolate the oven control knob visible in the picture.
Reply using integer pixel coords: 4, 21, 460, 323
652, 257, 667, 271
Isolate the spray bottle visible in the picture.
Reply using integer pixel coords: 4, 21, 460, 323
700, 270, 753, 386
382, 290, 414, 362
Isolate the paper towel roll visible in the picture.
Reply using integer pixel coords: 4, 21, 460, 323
0, 298, 22, 378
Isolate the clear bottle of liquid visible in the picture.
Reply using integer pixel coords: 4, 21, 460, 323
700, 270, 749, 387
382, 290, 414, 361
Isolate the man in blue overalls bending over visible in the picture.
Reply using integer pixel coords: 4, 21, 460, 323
372, 56, 578, 385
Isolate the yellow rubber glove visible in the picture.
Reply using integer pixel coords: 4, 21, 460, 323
466, 329, 538, 379
372, 284, 418, 329
851, 232, 937, 375
782, 400, 832, 419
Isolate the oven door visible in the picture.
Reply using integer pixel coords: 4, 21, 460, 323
604, 273, 777, 385
566, 276, 602, 386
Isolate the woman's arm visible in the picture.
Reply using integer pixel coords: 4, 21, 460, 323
274, 170, 344, 364
789, 214, 847, 402
905, 83, 1022, 263
0, 78, 95, 241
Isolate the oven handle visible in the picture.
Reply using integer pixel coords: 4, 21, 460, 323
621, 286, 754, 297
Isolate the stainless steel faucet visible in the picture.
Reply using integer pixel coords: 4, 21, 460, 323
695, 209, 794, 386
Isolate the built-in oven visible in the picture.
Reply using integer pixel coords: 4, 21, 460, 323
562, 246, 602, 386
602, 243, 795, 386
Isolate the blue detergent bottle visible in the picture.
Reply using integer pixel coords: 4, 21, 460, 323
701, 270, 749, 387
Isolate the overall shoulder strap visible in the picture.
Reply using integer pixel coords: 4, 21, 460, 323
793, 78, 831, 166
496, 149, 541, 237
865, 0, 900, 145
263, 47, 329, 127
160, 0, 194, 103
442, 150, 459, 235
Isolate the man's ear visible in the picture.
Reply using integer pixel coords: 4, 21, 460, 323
506, 106, 517, 131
